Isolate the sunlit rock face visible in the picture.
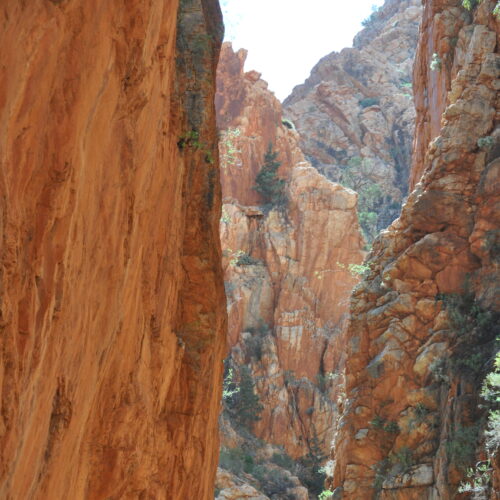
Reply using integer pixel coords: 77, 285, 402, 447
0, 1, 226, 498
216, 42, 365, 460
329, 0, 500, 498
284, 0, 422, 235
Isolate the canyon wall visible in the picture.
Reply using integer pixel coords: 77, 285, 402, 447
284, 0, 422, 241
330, 0, 499, 498
215, 43, 365, 496
0, 1, 226, 498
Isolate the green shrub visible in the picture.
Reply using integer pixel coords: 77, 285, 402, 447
253, 466, 294, 497
483, 351, 500, 456
390, 446, 414, 473
219, 127, 241, 167
446, 424, 480, 470
235, 252, 262, 266
222, 368, 239, 401
477, 136, 494, 150
370, 415, 386, 429
359, 97, 380, 108
481, 351, 500, 404
281, 118, 295, 130
384, 420, 400, 434
485, 411, 500, 456
462, 0, 481, 10
229, 366, 263, 429
361, 6, 380, 27
338, 157, 385, 242
295, 430, 327, 495
409, 403, 431, 429
219, 447, 255, 475
253, 144, 287, 207
437, 289, 499, 337
458, 460, 492, 494
319, 491, 334, 500
430, 357, 450, 384
271, 451, 295, 469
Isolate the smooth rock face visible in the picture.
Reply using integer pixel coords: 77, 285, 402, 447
284, 0, 422, 225
330, 1, 499, 498
0, 1, 226, 499
217, 43, 365, 458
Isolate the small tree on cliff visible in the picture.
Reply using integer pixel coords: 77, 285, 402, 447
253, 144, 287, 207
232, 366, 263, 429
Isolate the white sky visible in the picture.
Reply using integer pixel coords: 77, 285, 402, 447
220, 0, 385, 101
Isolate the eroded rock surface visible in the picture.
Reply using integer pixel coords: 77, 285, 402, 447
0, 1, 226, 498
216, 43, 365, 477
284, 0, 422, 237
329, 1, 500, 498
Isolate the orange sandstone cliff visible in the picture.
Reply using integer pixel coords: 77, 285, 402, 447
215, 43, 365, 498
329, 0, 499, 498
0, 1, 226, 498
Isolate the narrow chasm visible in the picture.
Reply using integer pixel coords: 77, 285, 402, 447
1, 0, 499, 498
214, 1, 500, 499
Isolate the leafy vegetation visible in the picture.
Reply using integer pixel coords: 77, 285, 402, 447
359, 97, 380, 108
219, 127, 241, 167
462, 0, 500, 19
253, 144, 287, 207
370, 415, 386, 429
372, 447, 414, 490
482, 351, 500, 456
477, 135, 494, 150
235, 252, 262, 266
222, 368, 240, 400
384, 420, 400, 434
446, 424, 481, 470
319, 491, 334, 499
223, 362, 263, 430
219, 447, 255, 475
462, 0, 481, 10
361, 5, 381, 27
437, 290, 499, 379
252, 466, 294, 497
295, 429, 327, 495
338, 156, 385, 242
458, 460, 492, 495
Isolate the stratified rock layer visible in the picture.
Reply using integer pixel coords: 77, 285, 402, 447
0, 1, 226, 498
217, 43, 365, 460
330, 1, 499, 498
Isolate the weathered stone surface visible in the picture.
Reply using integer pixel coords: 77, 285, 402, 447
217, 44, 365, 461
284, 0, 422, 230
215, 469, 269, 500
0, 1, 226, 498
330, 1, 500, 498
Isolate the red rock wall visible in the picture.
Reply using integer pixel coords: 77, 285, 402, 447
330, 1, 499, 498
0, 1, 226, 498
217, 43, 366, 459
216, 43, 304, 206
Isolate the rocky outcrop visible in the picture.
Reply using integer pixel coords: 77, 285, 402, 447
0, 1, 225, 498
216, 43, 365, 472
284, 0, 422, 239
216, 45, 305, 206
329, 1, 499, 498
